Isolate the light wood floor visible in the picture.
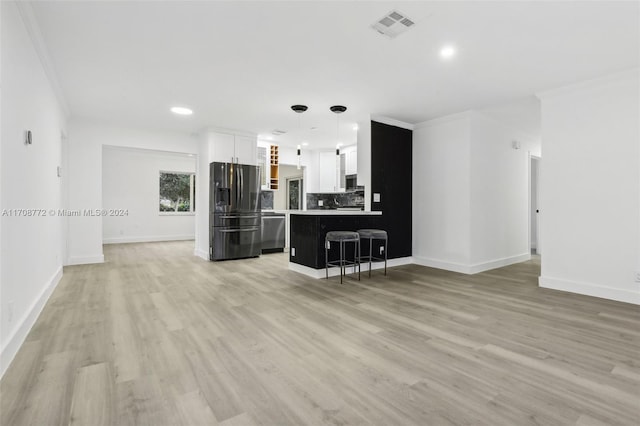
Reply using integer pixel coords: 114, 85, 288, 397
2, 241, 639, 426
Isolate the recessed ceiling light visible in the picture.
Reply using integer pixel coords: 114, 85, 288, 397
440, 45, 456, 59
302, 142, 309, 146
266, 135, 274, 141
170, 106, 193, 115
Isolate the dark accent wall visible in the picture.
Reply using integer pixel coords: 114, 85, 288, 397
371, 121, 412, 259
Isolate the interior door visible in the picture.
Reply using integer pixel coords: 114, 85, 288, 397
530, 157, 541, 255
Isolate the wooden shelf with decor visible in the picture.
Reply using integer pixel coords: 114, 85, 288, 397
269, 145, 279, 190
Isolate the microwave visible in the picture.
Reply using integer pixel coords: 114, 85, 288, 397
346, 174, 358, 191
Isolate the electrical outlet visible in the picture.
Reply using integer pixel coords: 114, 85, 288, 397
291, 247, 296, 257
8, 301, 14, 324
318, 200, 324, 207
635, 272, 640, 282
380, 246, 384, 255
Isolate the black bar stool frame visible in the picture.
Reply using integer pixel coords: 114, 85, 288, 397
357, 229, 388, 277
325, 231, 361, 284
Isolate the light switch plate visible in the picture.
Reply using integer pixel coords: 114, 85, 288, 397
373, 193, 381, 203
291, 247, 296, 257
318, 200, 324, 206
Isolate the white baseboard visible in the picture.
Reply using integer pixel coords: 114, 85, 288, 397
413, 253, 531, 275
413, 257, 472, 274
194, 248, 209, 260
289, 257, 413, 279
66, 254, 104, 265
468, 253, 531, 274
1, 266, 63, 379
539, 276, 640, 305
103, 235, 195, 244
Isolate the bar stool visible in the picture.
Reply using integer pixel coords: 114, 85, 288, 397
357, 229, 388, 277
325, 231, 361, 284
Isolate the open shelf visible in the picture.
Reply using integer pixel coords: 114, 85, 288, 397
270, 145, 279, 190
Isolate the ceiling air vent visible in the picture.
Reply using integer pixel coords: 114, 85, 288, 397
272, 129, 286, 136
372, 10, 415, 39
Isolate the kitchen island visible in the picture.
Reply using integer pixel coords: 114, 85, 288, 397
288, 211, 383, 278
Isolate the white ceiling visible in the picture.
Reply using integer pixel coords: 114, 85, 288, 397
30, 1, 639, 148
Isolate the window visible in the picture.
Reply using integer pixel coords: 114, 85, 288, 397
159, 172, 195, 213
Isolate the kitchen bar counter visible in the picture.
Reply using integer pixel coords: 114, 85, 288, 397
263, 209, 377, 215
290, 210, 380, 216
288, 211, 384, 277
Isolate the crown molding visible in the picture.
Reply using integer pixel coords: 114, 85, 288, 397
472, 111, 540, 142
536, 68, 640, 101
16, 1, 70, 117
370, 115, 415, 131
414, 111, 472, 130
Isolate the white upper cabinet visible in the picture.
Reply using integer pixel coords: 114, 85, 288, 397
235, 135, 257, 165
346, 148, 357, 175
318, 151, 337, 192
342, 145, 357, 175
209, 132, 256, 165
210, 133, 235, 163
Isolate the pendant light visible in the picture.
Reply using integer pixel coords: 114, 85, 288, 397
330, 105, 347, 191
291, 105, 308, 170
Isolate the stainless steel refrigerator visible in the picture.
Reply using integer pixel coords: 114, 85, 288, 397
210, 162, 262, 260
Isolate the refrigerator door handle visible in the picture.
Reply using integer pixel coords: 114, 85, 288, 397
219, 228, 259, 233
220, 215, 258, 219
240, 167, 244, 205
234, 166, 239, 207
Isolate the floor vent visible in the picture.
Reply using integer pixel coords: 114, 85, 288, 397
372, 10, 415, 39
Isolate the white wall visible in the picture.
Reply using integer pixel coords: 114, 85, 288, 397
274, 164, 303, 210
413, 113, 472, 271
194, 133, 211, 259
67, 120, 198, 264
469, 112, 538, 269
278, 145, 312, 210
1, 1, 67, 376
413, 110, 540, 274
102, 147, 196, 244
538, 70, 640, 304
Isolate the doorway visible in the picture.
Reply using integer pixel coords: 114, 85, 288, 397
287, 177, 303, 210
530, 156, 541, 255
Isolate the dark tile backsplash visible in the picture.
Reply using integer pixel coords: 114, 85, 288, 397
261, 190, 274, 210
306, 190, 365, 210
